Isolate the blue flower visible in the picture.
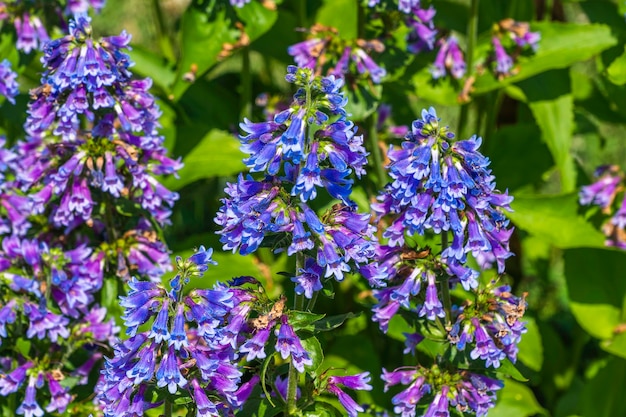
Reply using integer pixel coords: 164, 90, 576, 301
156, 345, 187, 394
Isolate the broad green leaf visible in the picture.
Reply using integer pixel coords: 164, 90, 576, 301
529, 94, 576, 191
507, 194, 605, 248
170, 8, 236, 100
127, 46, 176, 93
518, 69, 576, 192
234, 1, 278, 42
498, 358, 528, 382
486, 123, 552, 191
607, 46, 626, 85
300, 335, 324, 375
314, 312, 361, 332
489, 380, 547, 417
517, 317, 543, 372
569, 303, 620, 340
564, 249, 626, 354
287, 311, 325, 331
163, 129, 244, 191
473, 22, 617, 94
578, 357, 626, 417
315, 0, 357, 39
411, 68, 461, 106
602, 332, 626, 360
302, 401, 343, 417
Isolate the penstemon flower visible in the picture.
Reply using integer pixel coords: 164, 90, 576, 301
0, 60, 18, 104
217, 66, 376, 284
288, 24, 387, 84
579, 165, 626, 249
431, 36, 466, 79
489, 18, 540, 79
369, 107, 526, 415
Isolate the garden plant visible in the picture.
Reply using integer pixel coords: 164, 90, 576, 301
0, 0, 626, 416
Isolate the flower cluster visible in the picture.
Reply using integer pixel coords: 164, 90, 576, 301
288, 24, 387, 84
369, 107, 525, 415
13, 15, 180, 275
431, 36, 466, 80
98, 247, 254, 416
579, 165, 626, 249
0, 59, 18, 104
216, 66, 376, 283
0, 0, 105, 53
0, 14, 178, 415
374, 107, 514, 277
383, 365, 503, 417
490, 18, 540, 79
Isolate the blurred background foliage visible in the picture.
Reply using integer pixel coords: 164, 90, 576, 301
3, 0, 626, 415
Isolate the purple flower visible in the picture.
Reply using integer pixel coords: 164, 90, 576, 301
492, 37, 514, 77
275, 316, 312, 373
240, 327, 272, 361
191, 379, 219, 416
45, 374, 71, 413
292, 257, 324, 298
156, 345, 187, 394
16, 376, 44, 417
431, 37, 466, 80
0, 362, 32, 395
0, 60, 18, 104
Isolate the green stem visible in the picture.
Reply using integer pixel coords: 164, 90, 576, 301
483, 90, 504, 151
240, 45, 252, 121
152, 0, 175, 62
164, 397, 173, 417
286, 252, 305, 415
306, 289, 319, 312
369, 111, 387, 189
296, 0, 307, 35
440, 232, 452, 325
457, 0, 480, 138
543, 0, 554, 21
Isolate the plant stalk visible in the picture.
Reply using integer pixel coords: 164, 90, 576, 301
440, 232, 452, 325
457, 0, 480, 139
369, 111, 387, 189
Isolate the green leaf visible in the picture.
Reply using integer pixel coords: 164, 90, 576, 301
344, 83, 382, 122
314, 312, 361, 332
170, 7, 236, 100
497, 358, 528, 382
486, 123, 552, 191
127, 46, 176, 93
234, 1, 278, 42
489, 380, 547, 417
315, 0, 357, 39
16, 338, 31, 356
517, 69, 576, 192
578, 357, 626, 417
163, 129, 244, 191
260, 352, 277, 408
300, 335, 324, 375
411, 67, 461, 106
473, 22, 617, 94
564, 248, 626, 353
507, 194, 605, 249
607, 46, 626, 85
287, 311, 325, 332
602, 332, 626, 360
302, 401, 343, 417
517, 317, 543, 372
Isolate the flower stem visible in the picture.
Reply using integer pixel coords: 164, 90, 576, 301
240, 45, 252, 121
457, 0, 479, 138
369, 111, 387, 189
440, 232, 452, 325
164, 397, 172, 417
